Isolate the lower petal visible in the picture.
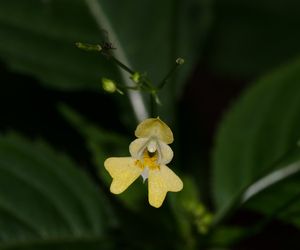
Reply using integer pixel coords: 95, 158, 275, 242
148, 165, 183, 208
104, 157, 143, 194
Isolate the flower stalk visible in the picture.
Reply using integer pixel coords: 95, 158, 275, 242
75, 41, 184, 116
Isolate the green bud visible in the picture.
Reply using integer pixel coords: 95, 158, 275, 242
201, 213, 213, 225
75, 42, 102, 52
184, 201, 197, 211
196, 213, 213, 234
102, 78, 117, 93
197, 223, 209, 234
176, 57, 185, 65
194, 204, 206, 217
131, 72, 141, 83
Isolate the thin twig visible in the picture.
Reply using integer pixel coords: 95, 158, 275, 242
85, 0, 148, 122
158, 59, 184, 89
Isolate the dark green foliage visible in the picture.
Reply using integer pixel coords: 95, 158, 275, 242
2, 0, 300, 249
0, 134, 111, 249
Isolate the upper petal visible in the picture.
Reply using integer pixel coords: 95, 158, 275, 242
104, 157, 143, 194
135, 118, 173, 144
148, 165, 183, 208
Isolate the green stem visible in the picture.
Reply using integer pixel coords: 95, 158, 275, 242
158, 60, 183, 89
108, 55, 135, 75
85, 0, 148, 122
150, 94, 158, 117
211, 190, 244, 228
118, 85, 139, 91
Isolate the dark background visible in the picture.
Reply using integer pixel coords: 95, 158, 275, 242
1, 0, 300, 249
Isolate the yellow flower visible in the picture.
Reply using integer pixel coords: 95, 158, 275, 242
104, 118, 183, 208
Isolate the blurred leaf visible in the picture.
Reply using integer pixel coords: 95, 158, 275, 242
0, 0, 212, 120
212, 58, 300, 222
170, 176, 200, 249
0, 0, 120, 90
209, 226, 246, 247
82, 0, 213, 97
208, 0, 300, 76
58, 104, 147, 211
212, 148, 300, 243
242, 146, 300, 203
0, 133, 112, 249
243, 151, 300, 229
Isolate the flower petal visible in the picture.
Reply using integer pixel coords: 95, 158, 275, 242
104, 157, 143, 194
129, 138, 148, 159
135, 118, 173, 144
130, 138, 174, 165
148, 165, 183, 208
157, 141, 173, 165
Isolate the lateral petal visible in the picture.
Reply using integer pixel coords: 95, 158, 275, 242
104, 157, 143, 194
148, 165, 183, 208
129, 138, 148, 159
157, 141, 173, 165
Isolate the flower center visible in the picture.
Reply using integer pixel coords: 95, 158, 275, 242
147, 139, 157, 153
142, 149, 159, 170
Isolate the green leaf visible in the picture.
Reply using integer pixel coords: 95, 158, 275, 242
243, 150, 300, 229
208, 0, 300, 76
0, 0, 120, 90
84, 0, 212, 93
170, 176, 201, 248
212, 58, 300, 220
0, 0, 212, 120
209, 226, 247, 247
0, 133, 112, 249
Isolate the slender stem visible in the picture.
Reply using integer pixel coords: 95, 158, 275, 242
118, 85, 138, 91
150, 94, 158, 117
211, 190, 244, 228
158, 60, 183, 89
107, 55, 135, 75
85, 0, 148, 122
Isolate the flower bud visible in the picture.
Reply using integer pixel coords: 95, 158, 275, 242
75, 42, 102, 52
102, 78, 117, 93
176, 57, 185, 65
131, 72, 141, 83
